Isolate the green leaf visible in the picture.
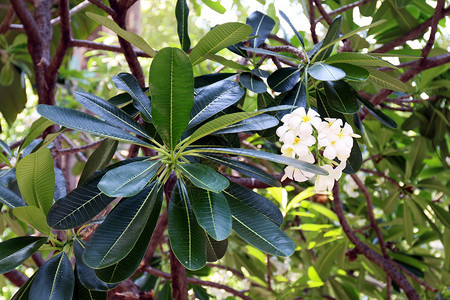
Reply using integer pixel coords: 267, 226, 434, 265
190, 23, 252, 65
16, 148, 55, 215
0, 140, 11, 157
201, 154, 280, 187
95, 182, 163, 283
29, 253, 75, 300
178, 163, 229, 193
224, 182, 283, 226
403, 202, 414, 245
429, 203, 450, 228
342, 140, 362, 174
383, 189, 401, 215
325, 53, 397, 68
323, 81, 360, 114
240, 47, 299, 61
279, 10, 304, 47
0, 63, 27, 126
85, 12, 156, 57
188, 79, 244, 129
0, 62, 13, 86
187, 187, 232, 241
18, 117, 54, 154
246, 11, 275, 48
37, 105, 152, 148
113, 73, 152, 122
313, 16, 342, 61
267, 67, 301, 92
0, 236, 47, 274
79, 139, 118, 185
329, 63, 369, 82
204, 54, 250, 71
308, 63, 346, 81
46, 159, 145, 229
74, 273, 108, 300
416, 178, 450, 195
0, 185, 26, 209
365, 68, 410, 92
239, 72, 267, 93
176, 0, 190, 52
11, 273, 36, 300
314, 242, 344, 278
405, 136, 427, 180
195, 147, 328, 175
169, 180, 207, 270
150, 47, 194, 149
277, 81, 307, 118
13, 206, 51, 235
98, 160, 162, 197
227, 191, 295, 256
356, 95, 398, 128
206, 235, 228, 262
73, 239, 118, 291
201, 0, 226, 14
213, 114, 279, 134
74, 91, 151, 139
83, 182, 163, 268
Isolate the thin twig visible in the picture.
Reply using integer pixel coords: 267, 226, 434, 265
71, 39, 151, 57
315, 0, 374, 24
332, 184, 419, 299
308, 0, 319, 44
144, 266, 252, 300
3, 270, 28, 287
268, 34, 292, 46
51, 0, 90, 25
0, 6, 15, 34
390, 260, 438, 292
266, 254, 272, 291
54, 137, 106, 161
87, 0, 116, 16
420, 0, 445, 61
359, 168, 400, 188
262, 44, 305, 62
312, 0, 333, 25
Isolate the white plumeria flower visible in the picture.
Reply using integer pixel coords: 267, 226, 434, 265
343, 173, 366, 197
319, 120, 361, 161
314, 162, 346, 194
290, 107, 322, 131
282, 153, 315, 182
281, 144, 296, 158
276, 124, 296, 144
317, 118, 343, 148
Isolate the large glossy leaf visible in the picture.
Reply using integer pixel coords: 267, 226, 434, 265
37, 105, 152, 148
194, 73, 237, 88
330, 63, 369, 82
16, 148, 54, 215
11, 272, 36, 300
240, 47, 298, 61
194, 148, 328, 175
212, 114, 279, 134
190, 23, 253, 65
313, 16, 342, 61
227, 191, 295, 256
79, 139, 118, 185
29, 253, 75, 300
169, 181, 206, 270
206, 235, 228, 262
279, 10, 304, 47
98, 160, 162, 197
13, 206, 51, 235
308, 63, 345, 81
94, 185, 163, 283
178, 163, 229, 193
18, 117, 54, 154
74, 273, 107, 300
73, 239, 118, 290
365, 68, 410, 92
342, 140, 362, 174
187, 187, 232, 241
83, 182, 163, 268
356, 95, 398, 128
267, 67, 301, 92
323, 81, 360, 114
277, 81, 307, 118
188, 80, 244, 129
74, 91, 151, 139
246, 11, 275, 48
201, 154, 280, 187
325, 53, 396, 68
316, 90, 346, 120
175, 0, 190, 52
113, 73, 152, 122
239, 72, 267, 93
204, 54, 250, 71
46, 157, 147, 230
0, 185, 25, 208
0, 236, 47, 274
150, 47, 194, 149
86, 12, 156, 57
224, 182, 283, 226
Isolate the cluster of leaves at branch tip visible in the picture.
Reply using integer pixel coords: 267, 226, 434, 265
0, 5, 419, 299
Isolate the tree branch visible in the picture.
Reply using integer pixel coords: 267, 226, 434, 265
3, 270, 28, 287
87, 0, 115, 16
315, 0, 374, 24
371, 6, 449, 54
70, 39, 151, 57
308, 0, 319, 44
332, 184, 419, 299
262, 44, 306, 62
0, 6, 15, 34
420, 0, 445, 61
170, 249, 188, 300
144, 266, 252, 300
312, 0, 333, 25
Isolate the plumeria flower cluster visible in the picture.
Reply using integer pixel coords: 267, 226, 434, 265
276, 107, 361, 194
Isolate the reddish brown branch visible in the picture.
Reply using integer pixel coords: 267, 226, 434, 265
170, 249, 188, 300
262, 44, 305, 62
332, 184, 419, 299
359, 168, 401, 189
144, 266, 252, 300
0, 6, 15, 34
391, 260, 438, 292
143, 208, 168, 265
308, 0, 319, 44
3, 270, 28, 287
420, 0, 445, 61
315, 0, 374, 24
88, 0, 116, 17
312, 0, 333, 25
371, 6, 450, 54
54, 137, 106, 161
268, 34, 292, 46
70, 39, 151, 57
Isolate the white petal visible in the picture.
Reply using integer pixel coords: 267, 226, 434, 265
323, 145, 337, 160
